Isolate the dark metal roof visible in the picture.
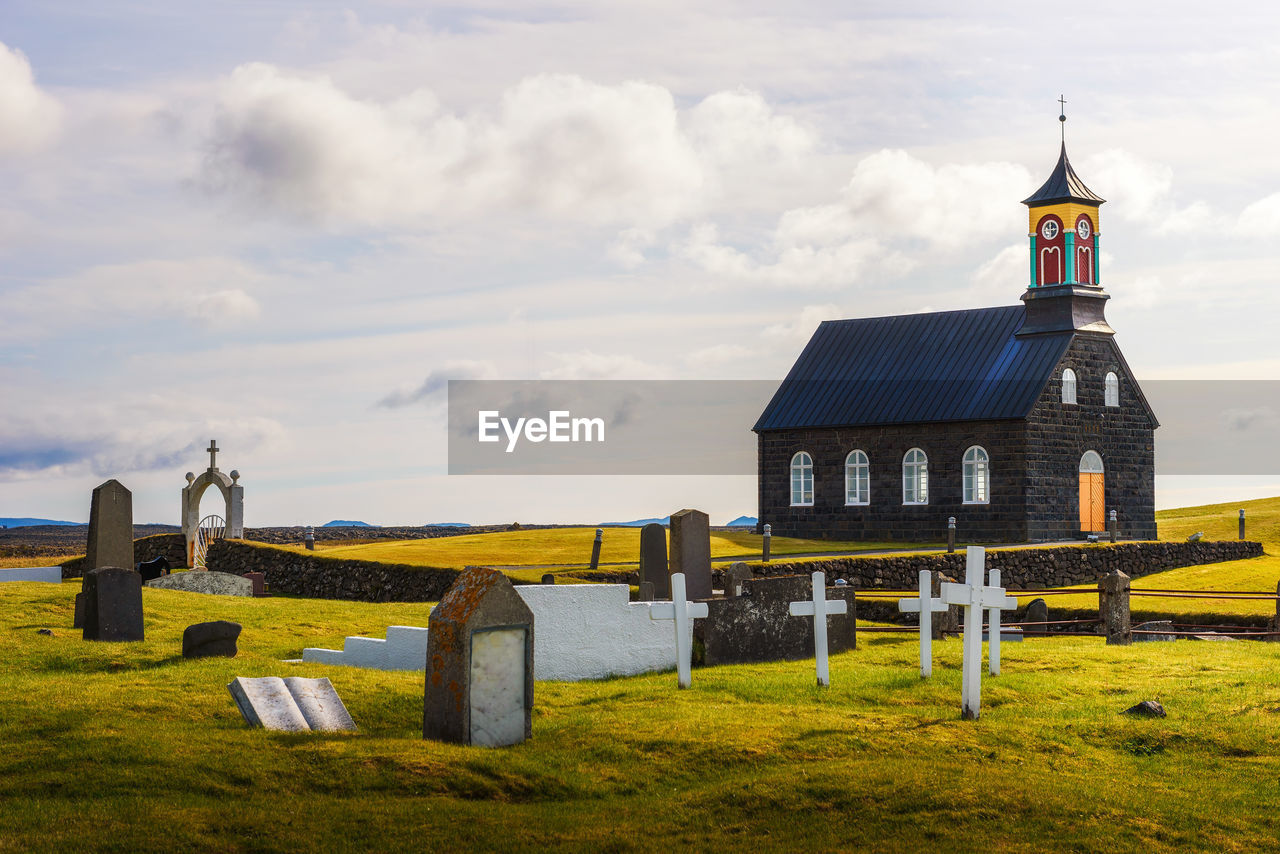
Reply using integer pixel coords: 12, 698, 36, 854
753, 305, 1074, 431
1022, 143, 1105, 206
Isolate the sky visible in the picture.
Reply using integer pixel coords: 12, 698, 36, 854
2, 1, 1279, 526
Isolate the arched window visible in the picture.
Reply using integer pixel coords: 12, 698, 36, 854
845, 450, 869, 506
963, 446, 989, 504
790, 452, 813, 507
902, 448, 928, 505
1061, 368, 1077, 404
1080, 450, 1104, 474
1105, 371, 1119, 407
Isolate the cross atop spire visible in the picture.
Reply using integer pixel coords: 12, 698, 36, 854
207, 439, 219, 471
1058, 94, 1067, 142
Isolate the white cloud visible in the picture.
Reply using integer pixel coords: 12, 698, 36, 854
687, 343, 752, 366
1081, 148, 1219, 234
1236, 192, 1280, 238
538, 350, 665, 379
0, 42, 60, 155
680, 150, 1029, 286
200, 65, 815, 231
377, 360, 497, 408
763, 304, 841, 343
187, 289, 261, 328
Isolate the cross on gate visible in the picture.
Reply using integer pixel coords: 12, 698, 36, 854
788, 571, 848, 687
940, 547, 1016, 720
898, 569, 949, 678
207, 439, 220, 470
649, 572, 708, 689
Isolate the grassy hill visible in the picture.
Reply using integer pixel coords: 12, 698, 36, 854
3, 581, 1280, 852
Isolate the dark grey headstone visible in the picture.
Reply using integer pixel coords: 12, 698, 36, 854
1133, 620, 1176, 642
86, 479, 133, 571
73, 591, 86, 629
183, 620, 242, 658
1122, 700, 1166, 718
669, 509, 711, 600
723, 562, 753, 598
541, 573, 556, 585
697, 574, 856, 666
637, 581, 655, 602
135, 556, 169, 582
931, 571, 961, 639
82, 567, 144, 642
1025, 597, 1048, 625
639, 523, 669, 599
425, 567, 535, 747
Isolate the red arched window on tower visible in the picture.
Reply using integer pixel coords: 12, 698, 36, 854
1075, 214, 1095, 285
1035, 214, 1065, 285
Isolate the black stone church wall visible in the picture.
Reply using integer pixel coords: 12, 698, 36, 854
1024, 334, 1157, 541
757, 419, 1029, 543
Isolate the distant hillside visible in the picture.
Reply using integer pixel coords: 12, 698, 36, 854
725, 516, 758, 527
426, 523, 471, 528
601, 517, 670, 527
322, 520, 373, 528
0, 517, 81, 528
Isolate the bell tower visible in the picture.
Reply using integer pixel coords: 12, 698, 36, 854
1017, 100, 1113, 337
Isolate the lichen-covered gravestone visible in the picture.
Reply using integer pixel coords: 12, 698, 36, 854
669, 509, 711, 600
639, 522, 669, 599
424, 567, 535, 747
81, 567, 144, 642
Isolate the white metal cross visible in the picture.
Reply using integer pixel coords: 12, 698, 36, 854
940, 547, 1016, 720
986, 568, 1016, 676
898, 569, 949, 678
788, 571, 848, 687
648, 572, 709, 689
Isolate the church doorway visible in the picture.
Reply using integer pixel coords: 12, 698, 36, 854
1078, 451, 1105, 533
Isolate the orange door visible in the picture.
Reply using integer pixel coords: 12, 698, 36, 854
1078, 473, 1105, 532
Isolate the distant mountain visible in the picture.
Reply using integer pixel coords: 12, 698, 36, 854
600, 517, 670, 527
724, 516, 758, 527
0, 517, 82, 528
322, 520, 373, 528
426, 522, 471, 528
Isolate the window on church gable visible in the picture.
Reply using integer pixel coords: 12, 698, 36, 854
902, 448, 928, 505
845, 450, 869, 506
1105, 371, 1119, 407
963, 446, 989, 504
790, 451, 813, 506
1061, 368, 1078, 404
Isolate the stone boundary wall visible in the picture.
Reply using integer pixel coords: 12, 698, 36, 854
725, 540, 1264, 591
204, 539, 461, 602
61, 534, 186, 579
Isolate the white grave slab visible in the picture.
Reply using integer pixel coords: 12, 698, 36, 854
788, 571, 848, 687
303, 585, 677, 682
469, 628, 528, 748
940, 547, 1017, 720
227, 676, 357, 732
0, 566, 61, 583
898, 569, 948, 678
649, 573, 709, 688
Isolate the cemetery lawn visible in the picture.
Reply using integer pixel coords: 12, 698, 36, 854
306, 526, 920, 573
5, 582, 1280, 853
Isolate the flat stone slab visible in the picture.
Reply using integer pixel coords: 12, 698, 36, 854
227, 676, 357, 732
0, 566, 61, 583
147, 571, 252, 597
981, 627, 1024, 643
1133, 620, 1178, 642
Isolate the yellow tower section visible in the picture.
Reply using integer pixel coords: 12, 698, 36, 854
1022, 141, 1105, 288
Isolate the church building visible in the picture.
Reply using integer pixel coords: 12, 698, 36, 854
753, 130, 1158, 543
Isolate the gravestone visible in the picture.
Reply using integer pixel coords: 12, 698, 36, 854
81, 567, 144, 642
636, 581, 655, 602
723, 562, 753, 598
931, 571, 961, 638
424, 567, 534, 747
228, 676, 356, 732
146, 571, 251, 597
669, 509, 711, 600
183, 620, 241, 658
242, 571, 269, 597
1099, 570, 1132, 645
1025, 597, 1049, 626
135, 556, 169, 582
86, 479, 134, 571
639, 523, 669, 599
1133, 620, 1177, 642
697, 574, 856, 666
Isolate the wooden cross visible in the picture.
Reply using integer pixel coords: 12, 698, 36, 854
898, 569, 949, 678
940, 547, 1016, 720
649, 573, 708, 689
207, 439, 219, 470
788, 571, 848, 687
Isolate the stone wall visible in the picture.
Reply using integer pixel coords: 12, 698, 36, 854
715, 540, 1263, 591
204, 539, 461, 602
61, 533, 186, 579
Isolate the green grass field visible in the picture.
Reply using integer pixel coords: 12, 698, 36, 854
4, 579, 1280, 853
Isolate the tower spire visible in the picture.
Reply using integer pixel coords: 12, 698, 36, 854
1058, 95, 1067, 143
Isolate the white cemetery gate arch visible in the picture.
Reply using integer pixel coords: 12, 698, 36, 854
194, 514, 226, 570
181, 440, 245, 568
